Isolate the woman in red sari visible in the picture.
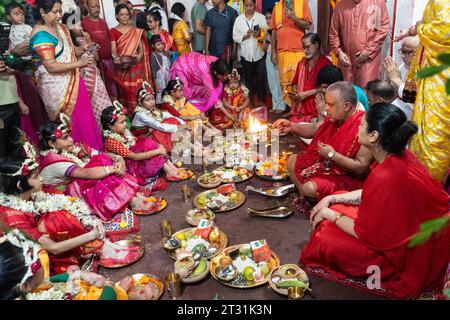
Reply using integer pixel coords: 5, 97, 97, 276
302, 103, 450, 299
110, 4, 152, 113
289, 33, 330, 123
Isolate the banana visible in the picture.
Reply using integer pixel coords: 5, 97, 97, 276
192, 259, 207, 276
276, 279, 307, 289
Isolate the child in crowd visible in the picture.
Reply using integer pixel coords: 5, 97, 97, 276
102, 101, 184, 184
150, 35, 172, 104
262, 8, 285, 113
210, 69, 250, 130
6, 2, 33, 61
161, 78, 219, 136
132, 81, 187, 152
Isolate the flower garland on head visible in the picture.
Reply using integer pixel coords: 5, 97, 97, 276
40, 114, 90, 168
103, 101, 137, 148
4, 141, 39, 177
136, 81, 164, 122
32, 192, 98, 228
0, 229, 42, 286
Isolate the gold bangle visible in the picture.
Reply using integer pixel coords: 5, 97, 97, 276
333, 214, 344, 224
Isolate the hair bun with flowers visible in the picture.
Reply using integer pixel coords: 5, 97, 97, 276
0, 229, 42, 286
138, 81, 155, 103
4, 139, 39, 177
110, 100, 127, 123
51, 113, 72, 139
174, 77, 183, 90
228, 68, 240, 81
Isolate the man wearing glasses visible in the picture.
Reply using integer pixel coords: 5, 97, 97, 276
383, 36, 420, 120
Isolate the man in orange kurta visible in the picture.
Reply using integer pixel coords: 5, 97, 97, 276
269, 0, 312, 107
329, 0, 390, 89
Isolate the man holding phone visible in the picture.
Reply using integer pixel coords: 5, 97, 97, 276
232, 0, 268, 107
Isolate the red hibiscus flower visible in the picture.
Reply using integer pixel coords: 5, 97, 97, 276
53, 129, 63, 138
21, 164, 30, 176
77, 150, 85, 158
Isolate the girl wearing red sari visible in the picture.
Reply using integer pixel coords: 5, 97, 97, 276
101, 102, 183, 184
0, 152, 105, 275
210, 69, 251, 130
110, 4, 152, 113
290, 33, 330, 123
302, 103, 450, 299
38, 117, 156, 221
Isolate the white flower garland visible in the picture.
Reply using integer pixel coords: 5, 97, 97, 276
163, 95, 186, 113
0, 193, 35, 213
25, 281, 78, 300
103, 129, 136, 149
135, 105, 164, 122
32, 192, 97, 228
40, 145, 88, 168
224, 85, 249, 98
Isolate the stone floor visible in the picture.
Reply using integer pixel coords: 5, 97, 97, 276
99, 114, 385, 300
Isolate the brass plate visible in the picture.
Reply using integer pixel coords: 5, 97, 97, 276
115, 273, 164, 300
212, 166, 254, 184
209, 244, 281, 289
167, 227, 228, 261
193, 189, 246, 212
268, 264, 310, 296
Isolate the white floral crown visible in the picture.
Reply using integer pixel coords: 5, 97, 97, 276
174, 77, 183, 90
138, 81, 155, 103
110, 101, 128, 123
4, 141, 39, 177
228, 68, 240, 81
51, 113, 72, 139
0, 229, 42, 286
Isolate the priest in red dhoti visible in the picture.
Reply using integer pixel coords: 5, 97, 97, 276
329, 0, 390, 89
301, 103, 450, 299
290, 33, 331, 123
273, 81, 373, 205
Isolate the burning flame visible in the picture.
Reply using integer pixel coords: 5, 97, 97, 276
248, 114, 268, 133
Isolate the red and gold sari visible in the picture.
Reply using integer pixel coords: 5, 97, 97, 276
0, 205, 102, 275
110, 27, 152, 113
294, 110, 365, 199
210, 85, 250, 130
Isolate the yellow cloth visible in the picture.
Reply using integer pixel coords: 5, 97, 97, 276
173, 20, 191, 55
39, 250, 50, 279
74, 281, 128, 300
278, 50, 304, 106
407, 0, 450, 183
275, 0, 304, 27
227, 0, 244, 14
175, 98, 203, 129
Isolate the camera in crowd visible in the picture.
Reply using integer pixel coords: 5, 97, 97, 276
0, 22, 33, 72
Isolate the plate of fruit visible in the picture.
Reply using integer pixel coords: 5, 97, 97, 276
116, 274, 164, 300
133, 197, 167, 216
174, 256, 210, 284
268, 264, 310, 296
197, 172, 222, 189
186, 208, 216, 226
255, 153, 292, 181
193, 184, 245, 212
209, 240, 281, 288
212, 166, 253, 183
162, 220, 228, 261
